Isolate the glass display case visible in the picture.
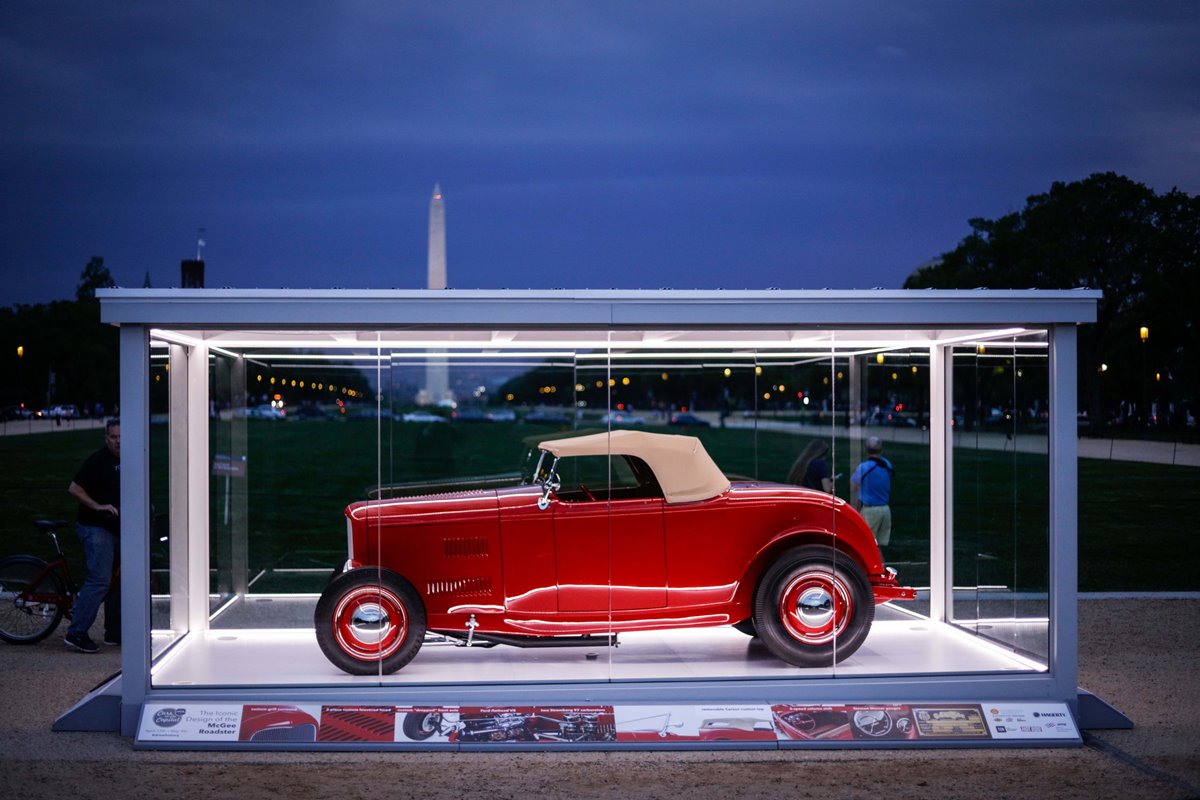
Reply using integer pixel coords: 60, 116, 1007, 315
91, 289, 1097, 744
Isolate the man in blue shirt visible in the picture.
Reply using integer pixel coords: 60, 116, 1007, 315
850, 436, 894, 546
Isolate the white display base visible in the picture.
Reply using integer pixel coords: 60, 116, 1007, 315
137, 596, 1066, 750
150, 612, 1044, 688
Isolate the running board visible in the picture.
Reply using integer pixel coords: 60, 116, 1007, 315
434, 631, 619, 649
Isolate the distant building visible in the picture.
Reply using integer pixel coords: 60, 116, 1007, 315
181, 259, 204, 288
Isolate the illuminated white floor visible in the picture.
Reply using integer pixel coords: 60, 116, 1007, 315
149, 610, 1045, 688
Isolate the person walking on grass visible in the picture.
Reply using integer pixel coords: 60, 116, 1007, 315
850, 436, 894, 547
787, 439, 835, 493
64, 418, 121, 653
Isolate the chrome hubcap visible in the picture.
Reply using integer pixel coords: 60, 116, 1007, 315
334, 585, 408, 660
347, 602, 392, 647
778, 568, 852, 644
795, 587, 835, 628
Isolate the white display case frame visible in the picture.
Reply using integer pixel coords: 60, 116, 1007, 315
60, 288, 1110, 747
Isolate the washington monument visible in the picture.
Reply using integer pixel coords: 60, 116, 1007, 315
427, 183, 446, 290
422, 183, 450, 404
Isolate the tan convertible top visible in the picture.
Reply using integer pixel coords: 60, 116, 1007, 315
539, 429, 731, 505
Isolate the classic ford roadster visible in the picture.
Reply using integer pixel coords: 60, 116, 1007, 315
314, 430, 914, 675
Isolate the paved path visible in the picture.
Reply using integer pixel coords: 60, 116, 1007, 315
0, 417, 106, 437
720, 416, 1200, 467
4, 413, 1196, 467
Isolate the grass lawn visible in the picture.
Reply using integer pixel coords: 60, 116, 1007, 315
1, 422, 1196, 593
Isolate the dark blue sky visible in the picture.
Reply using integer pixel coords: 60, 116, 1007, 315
3, 2, 1198, 306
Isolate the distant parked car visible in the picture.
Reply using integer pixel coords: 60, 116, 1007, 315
1, 405, 34, 421
246, 404, 286, 419
402, 410, 447, 423
525, 410, 571, 425
451, 407, 490, 422
289, 404, 331, 420
487, 408, 517, 422
349, 407, 393, 420
600, 411, 646, 426
39, 404, 79, 419
668, 412, 710, 427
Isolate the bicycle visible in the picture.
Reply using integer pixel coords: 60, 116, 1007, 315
0, 520, 79, 643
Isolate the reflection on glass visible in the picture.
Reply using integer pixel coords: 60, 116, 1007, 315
183, 348, 386, 652
148, 345, 171, 638
849, 349, 933, 608
208, 352, 237, 614
951, 336, 1050, 661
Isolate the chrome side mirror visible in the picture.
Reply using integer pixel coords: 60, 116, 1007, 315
537, 475, 561, 511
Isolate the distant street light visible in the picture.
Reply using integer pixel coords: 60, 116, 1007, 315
1140, 326, 1149, 427
15, 345, 25, 407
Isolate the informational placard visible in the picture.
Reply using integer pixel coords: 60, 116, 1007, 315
137, 700, 1080, 747
139, 704, 245, 742
983, 703, 1080, 740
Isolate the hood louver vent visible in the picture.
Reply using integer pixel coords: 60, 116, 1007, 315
444, 537, 489, 558
427, 577, 492, 597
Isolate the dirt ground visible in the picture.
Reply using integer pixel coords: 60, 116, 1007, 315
3, 598, 1199, 800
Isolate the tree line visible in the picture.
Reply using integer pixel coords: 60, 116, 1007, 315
1, 257, 119, 417
905, 172, 1198, 435
4, 173, 1196, 435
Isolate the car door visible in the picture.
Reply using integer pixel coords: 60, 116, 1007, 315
552, 454, 668, 612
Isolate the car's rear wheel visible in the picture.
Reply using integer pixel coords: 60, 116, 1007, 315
753, 545, 873, 666
314, 568, 426, 675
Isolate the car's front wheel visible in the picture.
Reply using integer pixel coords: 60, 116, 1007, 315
753, 545, 873, 667
314, 568, 426, 675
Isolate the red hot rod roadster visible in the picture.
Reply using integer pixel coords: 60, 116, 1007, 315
314, 430, 915, 675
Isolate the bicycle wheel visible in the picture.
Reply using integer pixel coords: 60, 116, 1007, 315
0, 555, 67, 644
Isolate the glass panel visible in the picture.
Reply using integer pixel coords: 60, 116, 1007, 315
147, 325, 1051, 688
869, 349, 932, 601
826, 342, 934, 675
198, 348, 379, 651
148, 342, 172, 648
207, 351, 237, 614
370, 347, 579, 682
754, 348, 848, 672
950, 335, 1050, 662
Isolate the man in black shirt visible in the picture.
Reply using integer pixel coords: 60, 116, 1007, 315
64, 419, 121, 653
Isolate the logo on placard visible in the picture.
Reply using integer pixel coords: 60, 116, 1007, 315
153, 708, 186, 728
1033, 711, 1067, 719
